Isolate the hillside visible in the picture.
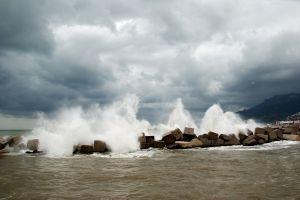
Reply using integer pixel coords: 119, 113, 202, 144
237, 93, 300, 122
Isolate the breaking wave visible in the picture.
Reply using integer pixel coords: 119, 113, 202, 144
25, 95, 263, 156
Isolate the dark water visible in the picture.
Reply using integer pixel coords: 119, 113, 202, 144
0, 142, 299, 200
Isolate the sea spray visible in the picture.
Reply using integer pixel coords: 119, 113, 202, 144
199, 104, 263, 136
25, 95, 263, 156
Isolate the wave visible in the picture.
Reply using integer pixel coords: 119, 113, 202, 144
24, 94, 263, 156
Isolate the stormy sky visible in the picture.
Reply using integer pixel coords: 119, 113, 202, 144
1, 0, 300, 123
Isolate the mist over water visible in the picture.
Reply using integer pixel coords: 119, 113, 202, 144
25, 95, 263, 156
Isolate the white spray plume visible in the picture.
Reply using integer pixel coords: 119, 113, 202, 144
25, 97, 263, 156
199, 104, 263, 136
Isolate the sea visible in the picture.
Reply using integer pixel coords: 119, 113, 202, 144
0, 139, 299, 200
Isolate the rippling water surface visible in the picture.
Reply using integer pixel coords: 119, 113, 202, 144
0, 142, 299, 200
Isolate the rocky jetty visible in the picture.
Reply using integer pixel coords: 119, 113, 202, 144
139, 123, 300, 150
0, 123, 299, 155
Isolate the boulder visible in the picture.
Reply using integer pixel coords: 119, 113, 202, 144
265, 127, 274, 134
175, 141, 193, 149
283, 127, 298, 134
145, 136, 155, 147
184, 127, 194, 135
198, 137, 211, 147
238, 133, 247, 142
225, 134, 240, 146
242, 135, 257, 146
138, 133, 146, 143
257, 139, 265, 145
153, 140, 166, 148
207, 131, 219, 140
247, 129, 254, 135
255, 134, 269, 142
268, 130, 278, 141
162, 128, 183, 145
8, 136, 22, 147
93, 140, 107, 153
79, 145, 94, 154
219, 134, 230, 141
27, 139, 39, 151
140, 142, 150, 149
190, 138, 203, 147
273, 129, 284, 140
0, 143, 5, 150
166, 143, 181, 149
282, 134, 300, 141
255, 127, 266, 135
216, 138, 225, 146
183, 128, 197, 141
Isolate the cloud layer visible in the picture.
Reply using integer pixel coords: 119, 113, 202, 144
1, 0, 300, 122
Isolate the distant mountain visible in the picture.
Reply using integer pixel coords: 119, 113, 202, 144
237, 93, 300, 123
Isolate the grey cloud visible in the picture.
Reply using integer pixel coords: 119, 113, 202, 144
0, 0, 300, 123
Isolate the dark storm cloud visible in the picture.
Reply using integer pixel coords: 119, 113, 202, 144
1, 0, 300, 122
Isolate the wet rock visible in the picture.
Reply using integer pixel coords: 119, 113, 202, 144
8, 136, 22, 147
140, 142, 150, 149
153, 141, 166, 148
255, 134, 269, 142
273, 129, 283, 140
265, 127, 274, 134
166, 143, 181, 149
175, 141, 193, 149
198, 137, 211, 147
238, 133, 247, 142
0, 143, 5, 150
27, 139, 39, 151
242, 135, 257, 146
255, 127, 266, 135
258, 139, 265, 144
225, 134, 240, 146
162, 128, 183, 145
216, 138, 225, 146
219, 134, 230, 141
207, 131, 219, 140
268, 130, 278, 141
94, 140, 107, 153
138, 133, 146, 143
79, 145, 94, 154
145, 136, 155, 147
247, 129, 254, 135
183, 127, 197, 141
190, 138, 203, 147
283, 127, 298, 134
282, 134, 300, 141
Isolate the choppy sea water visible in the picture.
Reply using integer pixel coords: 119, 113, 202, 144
0, 141, 299, 200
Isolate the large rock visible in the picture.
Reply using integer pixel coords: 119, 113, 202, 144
272, 129, 283, 140
190, 138, 203, 147
162, 128, 183, 145
153, 141, 166, 148
145, 136, 155, 147
257, 139, 265, 145
207, 131, 219, 140
175, 141, 193, 149
219, 134, 230, 141
138, 133, 146, 143
0, 143, 5, 150
140, 142, 150, 149
265, 127, 274, 134
242, 135, 257, 146
255, 134, 269, 142
27, 139, 39, 151
94, 140, 107, 153
198, 137, 211, 147
283, 127, 298, 134
282, 134, 300, 141
268, 130, 278, 141
8, 136, 22, 147
166, 143, 181, 149
79, 145, 94, 154
238, 132, 247, 142
216, 138, 225, 146
224, 134, 240, 146
183, 127, 197, 141
255, 127, 266, 135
